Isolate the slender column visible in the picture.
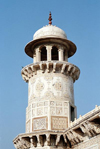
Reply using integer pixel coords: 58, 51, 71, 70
58, 47, 64, 61
36, 48, 41, 62
33, 54, 36, 63
46, 45, 52, 61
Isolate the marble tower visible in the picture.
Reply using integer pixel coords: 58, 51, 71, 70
13, 13, 100, 149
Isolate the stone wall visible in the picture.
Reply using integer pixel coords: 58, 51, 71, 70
73, 134, 100, 149
26, 71, 75, 133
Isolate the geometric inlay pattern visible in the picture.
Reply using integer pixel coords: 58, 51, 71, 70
33, 117, 47, 130
51, 116, 68, 130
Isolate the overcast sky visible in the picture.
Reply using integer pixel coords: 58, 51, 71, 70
0, 0, 100, 148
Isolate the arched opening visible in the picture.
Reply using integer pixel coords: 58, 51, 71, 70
63, 49, 68, 61
41, 46, 47, 61
51, 46, 58, 60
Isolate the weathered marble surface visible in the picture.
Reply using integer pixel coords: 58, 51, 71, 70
13, 106, 100, 149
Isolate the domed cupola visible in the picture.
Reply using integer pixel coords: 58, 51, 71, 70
25, 12, 77, 62
33, 25, 67, 40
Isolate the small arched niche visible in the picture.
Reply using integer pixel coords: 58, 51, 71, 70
51, 46, 58, 60
41, 46, 47, 61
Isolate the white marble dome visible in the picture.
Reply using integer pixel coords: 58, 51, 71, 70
33, 25, 67, 40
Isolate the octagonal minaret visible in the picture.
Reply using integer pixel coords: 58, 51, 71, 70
13, 13, 80, 149
22, 13, 80, 133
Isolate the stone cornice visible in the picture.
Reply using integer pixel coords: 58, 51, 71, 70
21, 61, 80, 83
13, 130, 65, 149
64, 106, 100, 146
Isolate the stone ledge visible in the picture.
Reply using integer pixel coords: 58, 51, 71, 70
21, 61, 80, 83
13, 130, 66, 149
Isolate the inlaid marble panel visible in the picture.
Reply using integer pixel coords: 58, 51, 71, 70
51, 116, 68, 130
32, 117, 47, 131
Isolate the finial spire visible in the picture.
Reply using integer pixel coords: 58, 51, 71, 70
48, 12, 52, 25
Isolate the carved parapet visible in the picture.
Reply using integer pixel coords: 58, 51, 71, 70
21, 61, 80, 82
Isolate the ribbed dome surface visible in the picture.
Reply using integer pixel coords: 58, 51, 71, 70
33, 25, 67, 40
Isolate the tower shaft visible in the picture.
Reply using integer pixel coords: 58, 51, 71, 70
13, 15, 80, 148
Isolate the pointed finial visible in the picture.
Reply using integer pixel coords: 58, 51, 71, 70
48, 12, 52, 25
